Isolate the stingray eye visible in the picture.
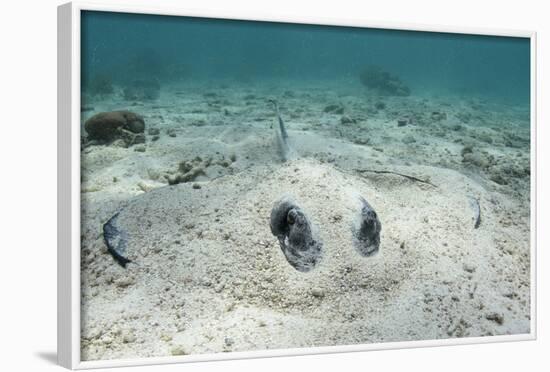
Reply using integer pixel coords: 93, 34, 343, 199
354, 196, 382, 257
287, 210, 296, 225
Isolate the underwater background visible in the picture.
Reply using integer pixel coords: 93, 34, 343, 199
81, 10, 530, 105
79, 10, 532, 361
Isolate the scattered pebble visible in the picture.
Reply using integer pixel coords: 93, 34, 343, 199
431, 111, 447, 121
160, 333, 173, 342
340, 115, 356, 125
224, 337, 234, 347
461, 145, 474, 156
233, 288, 244, 300
122, 330, 137, 343
397, 118, 409, 127
138, 181, 155, 192
311, 288, 325, 298
324, 104, 344, 114
402, 135, 416, 144
463, 263, 476, 273
485, 312, 504, 325
114, 277, 135, 288
170, 346, 187, 356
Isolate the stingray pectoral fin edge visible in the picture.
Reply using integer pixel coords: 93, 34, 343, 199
103, 212, 132, 268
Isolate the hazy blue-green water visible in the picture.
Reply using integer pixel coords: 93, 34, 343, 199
81, 10, 530, 105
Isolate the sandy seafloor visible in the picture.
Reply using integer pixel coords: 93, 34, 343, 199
79, 80, 531, 361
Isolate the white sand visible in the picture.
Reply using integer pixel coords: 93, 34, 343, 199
80, 81, 530, 361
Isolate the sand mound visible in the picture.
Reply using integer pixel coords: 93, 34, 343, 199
81, 158, 529, 360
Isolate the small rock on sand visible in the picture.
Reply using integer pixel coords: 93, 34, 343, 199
84, 110, 145, 142
402, 135, 416, 144
397, 118, 409, 127
324, 104, 344, 114
340, 115, 356, 125
138, 181, 155, 192
485, 312, 504, 325
160, 333, 173, 342
311, 288, 325, 298
114, 277, 135, 288
463, 263, 476, 273
122, 330, 137, 343
170, 345, 187, 356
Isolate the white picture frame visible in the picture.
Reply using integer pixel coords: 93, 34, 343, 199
57, 1, 537, 369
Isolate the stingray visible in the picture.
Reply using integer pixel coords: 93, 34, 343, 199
99, 100, 487, 272
102, 106, 383, 271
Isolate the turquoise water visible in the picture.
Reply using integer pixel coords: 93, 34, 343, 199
81, 10, 530, 105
